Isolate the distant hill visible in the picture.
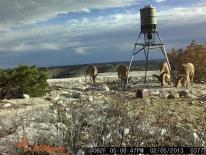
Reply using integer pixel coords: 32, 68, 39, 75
47, 59, 165, 78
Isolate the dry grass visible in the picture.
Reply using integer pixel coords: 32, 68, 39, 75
1, 76, 205, 154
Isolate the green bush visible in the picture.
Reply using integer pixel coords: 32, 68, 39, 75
0, 65, 49, 99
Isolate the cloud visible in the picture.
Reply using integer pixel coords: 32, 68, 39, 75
0, 11, 138, 53
158, 5, 206, 27
15, 42, 61, 51
75, 47, 90, 55
0, 42, 62, 52
155, 0, 167, 3
0, 0, 206, 68
82, 8, 91, 13
1, 2, 206, 54
0, 0, 137, 27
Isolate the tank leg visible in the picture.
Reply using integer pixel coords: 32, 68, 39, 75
144, 45, 150, 84
156, 32, 173, 79
126, 32, 142, 90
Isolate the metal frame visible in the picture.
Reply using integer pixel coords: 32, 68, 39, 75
126, 31, 172, 89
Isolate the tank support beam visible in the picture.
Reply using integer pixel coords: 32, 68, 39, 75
126, 31, 172, 90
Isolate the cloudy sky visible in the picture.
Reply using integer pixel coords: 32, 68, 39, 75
0, 0, 206, 68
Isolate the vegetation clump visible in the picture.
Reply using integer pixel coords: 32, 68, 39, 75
167, 40, 206, 82
0, 65, 49, 99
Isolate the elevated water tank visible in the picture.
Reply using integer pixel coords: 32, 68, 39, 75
140, 5, 157, 34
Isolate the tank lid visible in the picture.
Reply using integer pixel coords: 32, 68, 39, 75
144, 5, 154, 8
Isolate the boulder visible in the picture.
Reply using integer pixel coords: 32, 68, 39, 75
44, 96, 52, 101
177, 90, 196, 99
179, 90, 190, 97
88, 96, 94, 102
69, 90, 83, 98
86, 85, 110, 92
111, 85, 122, 91
148, 127, 159, 135
102, 85, 110, 92
124, 128, 130, 135
187, 94, 197, 99
161, 128, 167, 135
2, 103, 12, 108
167, 94, 175, 99
77, 149, 85, 155
57, 100, 63, 104
148, 77, 154, 81
72, 85, 88, 91
54, 95, 60, 101
159, 90, 169, 99
167, 92, 179, 99
149, 89, 160, 96
22, 94, 30, 99
193, 132, 199, 142
136, 89, 150, 98
59, 91, 69, 95
200, 90, 206, 95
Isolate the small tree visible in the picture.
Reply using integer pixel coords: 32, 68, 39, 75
0, 65, 49, 99
167, 41, 206, 82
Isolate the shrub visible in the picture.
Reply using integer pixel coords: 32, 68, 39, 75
167, 40, 206, 82
0, 65, 49, 99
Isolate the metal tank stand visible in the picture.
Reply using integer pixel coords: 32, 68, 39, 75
126, 31, 172, 90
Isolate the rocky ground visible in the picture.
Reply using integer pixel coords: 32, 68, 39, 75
0, 71, 206, 155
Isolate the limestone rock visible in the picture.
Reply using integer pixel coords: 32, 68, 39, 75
67, 90, 83, 98
102, 85, 110, 92
179, 90, 190, 97
54, 95, 61, 101
149, 89, 160, 96
159, 90, 169, 99
136, 89, 150, 98
88, 96, 94, 102
22, 94, 30, 99
2, 103, 12, 108
167, 92, 179, 99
